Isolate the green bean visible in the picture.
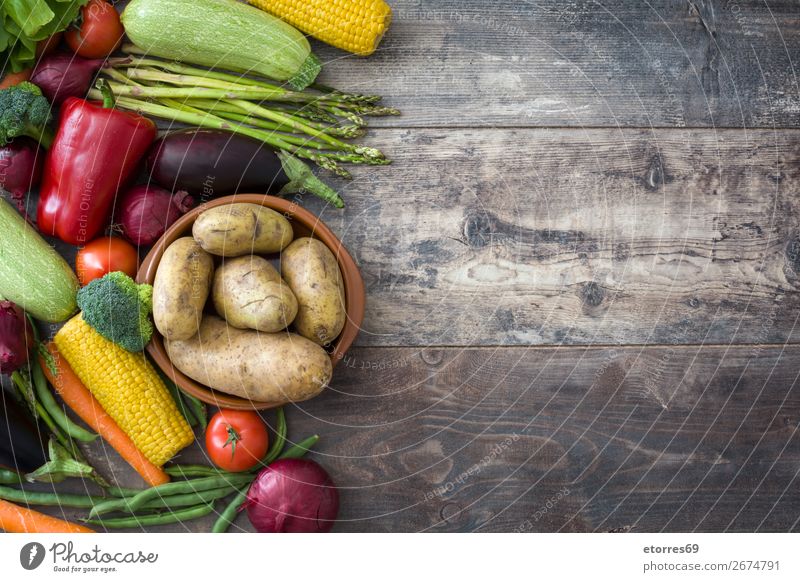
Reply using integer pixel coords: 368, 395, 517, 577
182, 393, 207, 429
85, 503, 215, 528
100, 487, 236, 514
92, 474, 252, 517
140, 487, 236, 511
11, 369, 66, 446
278, 435, 320, 460
103, 486, 143, 498
31, 357, 97, 442
260, 407, 287, 466
0, 469, 24, 485
0, 485, 107, 508
162, 376, 197, 428
165, 465, 234, 479
212, 488, 249, 533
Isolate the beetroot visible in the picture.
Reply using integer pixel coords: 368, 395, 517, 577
117, 184, 194, 247
244, 459, 339, 533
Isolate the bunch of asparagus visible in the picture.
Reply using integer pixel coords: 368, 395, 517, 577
90, 45, 399, 182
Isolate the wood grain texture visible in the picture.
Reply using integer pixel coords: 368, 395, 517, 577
311, 0, 800, 128
291, 127, 800, 347
2, 0, 798, 536
25, 344, 800, 532
31, 125, 800, 348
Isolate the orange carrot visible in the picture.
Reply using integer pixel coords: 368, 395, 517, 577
0, 499, 94, 533
39, 343, 171, 488
0, 68, 32, 90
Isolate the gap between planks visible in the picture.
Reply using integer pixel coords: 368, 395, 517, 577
348, 343, 800, 351
365, 125, 800, 131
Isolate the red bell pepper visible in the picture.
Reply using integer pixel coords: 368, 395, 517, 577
37, 93, 156, 245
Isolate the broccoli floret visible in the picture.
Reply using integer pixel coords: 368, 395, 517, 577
77, 272, 155, 353
0, 82, 55, 148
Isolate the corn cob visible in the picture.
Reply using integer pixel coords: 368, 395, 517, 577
248, 0, 392, 56
54, 315, 194, 467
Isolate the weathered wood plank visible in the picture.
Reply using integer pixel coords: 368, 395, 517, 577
27, 345, 800, 532
40, 127, 796, 347
14, 125, 800, 346
310, 0, 800, 128
290, 127, 800, 347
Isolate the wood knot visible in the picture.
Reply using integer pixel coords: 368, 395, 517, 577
580, 281, 605, 307
439, 501, 465, 525
462, 210, 494, 248
645, 155, 670, 191
784, 235, 800, 281
420, 348, 444, 367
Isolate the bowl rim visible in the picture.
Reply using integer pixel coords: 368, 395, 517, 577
136, 194, 365, 411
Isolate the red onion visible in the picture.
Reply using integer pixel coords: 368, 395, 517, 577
0, 300, 34, 375
244, 459, 339, 533
31, 53, 105, 105
117, 185, 194, 247
0, 139, 42, 205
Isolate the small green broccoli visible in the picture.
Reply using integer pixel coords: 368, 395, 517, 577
0, 82, 55, 148
77, 272, 155, 353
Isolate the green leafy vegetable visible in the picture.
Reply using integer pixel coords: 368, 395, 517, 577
0, 0, 89, 74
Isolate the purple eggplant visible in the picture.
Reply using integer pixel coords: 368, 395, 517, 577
1, 389, 47, 473
145, 129, 343, 207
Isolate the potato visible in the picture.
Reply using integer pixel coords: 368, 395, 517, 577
281, 237, 346, 345
165, 315, 332, 403
213, 255, 298, 333
153, 237, 214, 341
192, 203, 293, 257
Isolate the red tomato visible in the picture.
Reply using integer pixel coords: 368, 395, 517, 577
75, 236, 139, 287
206, 410, 269, 473
65, 0, 124, 59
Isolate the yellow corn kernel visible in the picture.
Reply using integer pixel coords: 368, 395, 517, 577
54, 315, 194, 467
249, 0, 392, 56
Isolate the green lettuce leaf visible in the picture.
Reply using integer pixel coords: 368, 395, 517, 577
4, 0, 54, 39
1, 0, 89, 74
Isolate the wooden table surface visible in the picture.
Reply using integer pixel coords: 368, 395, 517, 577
8, 0, 800, 532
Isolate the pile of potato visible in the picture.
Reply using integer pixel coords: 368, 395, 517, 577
152, 203, 346, 404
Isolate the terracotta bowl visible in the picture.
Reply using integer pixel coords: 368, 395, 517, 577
136, 194, 365, 410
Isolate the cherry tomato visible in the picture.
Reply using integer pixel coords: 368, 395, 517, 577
206, 410, 269, 473
75, 236, 139, 287
0, 69, 31, 90
65, 0, 124, 59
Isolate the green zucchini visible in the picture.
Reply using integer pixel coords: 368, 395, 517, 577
0, 198, 78, 322
121, 0, 321, 90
